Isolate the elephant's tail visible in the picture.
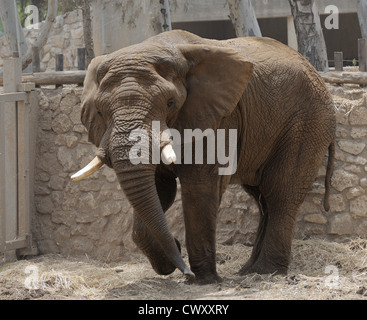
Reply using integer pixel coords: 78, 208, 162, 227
323, 142, 335, 212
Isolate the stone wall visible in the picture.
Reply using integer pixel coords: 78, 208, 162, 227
0, 10, 83, 72
32, 83, 367, 262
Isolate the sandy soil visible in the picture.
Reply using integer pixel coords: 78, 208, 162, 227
1, 238, 367, 300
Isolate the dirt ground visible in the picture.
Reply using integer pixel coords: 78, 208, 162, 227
1, 238, 367, 300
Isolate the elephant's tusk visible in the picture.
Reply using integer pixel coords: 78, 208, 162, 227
162, 143, 177, 164
71, 156, 104, 182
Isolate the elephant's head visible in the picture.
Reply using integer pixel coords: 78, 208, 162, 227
71, 32, 253, 278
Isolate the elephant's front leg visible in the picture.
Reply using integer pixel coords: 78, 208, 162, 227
180, 178, 222, 284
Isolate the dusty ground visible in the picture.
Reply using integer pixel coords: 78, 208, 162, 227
1, 238, 367, 300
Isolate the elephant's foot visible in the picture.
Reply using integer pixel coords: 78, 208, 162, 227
187, 272, 223, 285
238, 258, 288, 276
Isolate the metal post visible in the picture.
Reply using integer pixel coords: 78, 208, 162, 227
32, 46, 40, 73
78, 48, 86, 70
56, 54, 63, 88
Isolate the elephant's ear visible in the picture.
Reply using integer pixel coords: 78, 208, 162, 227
174, 44, 253, 132
81, 55, 108, 147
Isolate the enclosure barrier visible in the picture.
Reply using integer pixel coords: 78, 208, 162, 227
0, 56, 37, 259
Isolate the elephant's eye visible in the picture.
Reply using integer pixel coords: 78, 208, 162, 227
167, 98, 175, 109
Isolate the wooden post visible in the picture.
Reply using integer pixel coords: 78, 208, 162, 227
0, 101, 5, 254
78, 48, 86, 70
334, 52, 343, 71
17, 95, 31, 246
359, 38, 367, 72
1, 56, 22, 261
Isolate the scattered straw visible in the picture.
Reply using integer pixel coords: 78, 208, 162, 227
1, 239, 367, 300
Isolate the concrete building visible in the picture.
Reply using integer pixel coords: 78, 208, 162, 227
91, 0, 362, 65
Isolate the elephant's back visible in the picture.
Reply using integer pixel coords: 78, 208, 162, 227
224, 36, 308, 72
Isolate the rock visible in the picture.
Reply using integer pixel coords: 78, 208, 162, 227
73, 125, 87, 134
304, 213, 327, 224
331, 170, 359, 192
346, 187, 365, 200
355, 221, 367, 237
349, 105, 367, 126
329, 194, 346, 212
299, 201, 320, 214
52, 114, 73, 134
71, 27, 83, 39
350, 195, 367, 218
35, 196, 55, 214
48, 175, 65, 191
338, 140, 366, 155
71, 236, 95, 254
51, 210, 75, 226
102, 201, 122, 216
57, 146, 77, 172
55, 134, 79, 148
64, 10, 81, 24
351, 128, 367, 139
70, 105, 82, 125
39, 110, 52, 131
361, 178, 367, 188
88, 218, 108, 241
76, 193, 98, 223
329, 213, 353, 235
49, 35, 64, 49
345, 155, 367, 166
60, 94, 80, 114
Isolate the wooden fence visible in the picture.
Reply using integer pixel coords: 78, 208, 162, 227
0, 56, 37, 259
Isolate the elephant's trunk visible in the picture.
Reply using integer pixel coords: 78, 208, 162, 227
71, 119, 190, 278
113, 156, 193, 278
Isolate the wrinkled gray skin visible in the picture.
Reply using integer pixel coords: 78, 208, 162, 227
80, 30, 335, 284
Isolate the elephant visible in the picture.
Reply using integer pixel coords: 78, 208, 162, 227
71, 30, 335, 284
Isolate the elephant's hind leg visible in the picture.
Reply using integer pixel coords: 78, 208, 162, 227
238, 199, 295, 275
238, 185, 270, 274
239, 138, 325, 275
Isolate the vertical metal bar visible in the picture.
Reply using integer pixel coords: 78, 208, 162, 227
78, 48, 86, 70
56, 54, 63, 89
32, 46, 40, 73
